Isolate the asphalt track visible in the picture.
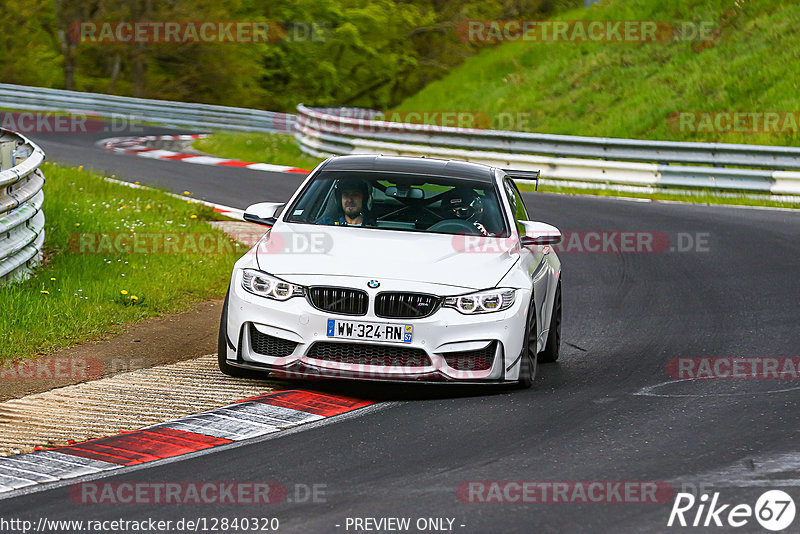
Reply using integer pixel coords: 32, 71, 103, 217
2, 124, 799, 533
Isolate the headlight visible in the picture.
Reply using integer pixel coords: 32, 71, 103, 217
443, 288, 516, 314
241, 269, 304, 301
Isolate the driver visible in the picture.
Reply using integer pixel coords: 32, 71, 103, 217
316, 178, 374, 227
438, 187, 489, 236
439, 187, 482, 219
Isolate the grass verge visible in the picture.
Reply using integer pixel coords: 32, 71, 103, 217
396, 0, 800, 147
0, 163, 246, 361
194, 132, 324, 171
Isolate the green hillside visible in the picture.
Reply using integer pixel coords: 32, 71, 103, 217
396, 0, 800, 146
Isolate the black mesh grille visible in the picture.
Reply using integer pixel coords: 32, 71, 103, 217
249, 324, 298, 357
307, 342, 431, 367
442, 341, 497, 371
307, 287, 368, 316
375, 292, 441, 319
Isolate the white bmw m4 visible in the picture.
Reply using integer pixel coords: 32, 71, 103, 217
219, 155, 562, 387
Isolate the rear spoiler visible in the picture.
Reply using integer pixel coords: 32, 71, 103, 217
503, 169, 541, 191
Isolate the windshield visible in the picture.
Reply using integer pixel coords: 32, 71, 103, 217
284, 171, 509, 237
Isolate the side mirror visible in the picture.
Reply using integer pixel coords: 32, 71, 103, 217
519, 220, 562, 246
243, 202, 284, 227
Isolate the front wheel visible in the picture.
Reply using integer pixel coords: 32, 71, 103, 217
538, 280, 561, 363
517, 301, 538, 388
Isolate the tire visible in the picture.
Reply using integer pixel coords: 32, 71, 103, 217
217, 289, 265, 378
517, 300, 538, 388
538, 280, 561, 363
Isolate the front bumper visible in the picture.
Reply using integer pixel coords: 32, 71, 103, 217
224, 272, 529, 384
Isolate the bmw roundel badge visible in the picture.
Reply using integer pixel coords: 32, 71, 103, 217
367, 280, 380, 288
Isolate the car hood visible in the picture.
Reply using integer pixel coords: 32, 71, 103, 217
255, 223, 519, 290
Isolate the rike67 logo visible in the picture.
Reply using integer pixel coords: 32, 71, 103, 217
668, 490, 796, 531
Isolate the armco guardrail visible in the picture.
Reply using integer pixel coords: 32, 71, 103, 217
0, 83, 294, 134
0, 128, 45, 283
295, 105, 800, 196
4, 84, 798, 195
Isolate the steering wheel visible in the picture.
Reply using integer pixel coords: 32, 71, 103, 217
427, 219, 483, 235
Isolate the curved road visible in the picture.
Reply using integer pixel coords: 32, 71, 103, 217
2, 124, 799, 533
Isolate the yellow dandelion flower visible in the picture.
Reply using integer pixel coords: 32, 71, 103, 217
75, 223, 80, 227
190, 214, 197, 219
183, 191, 190, 195
135, 181, 140, 185
131, 295, 138, 301
120, 290, 128, 295
145, 205, 151, 210
50, 277, 56, 281
78, 166, 84, 171
40, 290, 50, 294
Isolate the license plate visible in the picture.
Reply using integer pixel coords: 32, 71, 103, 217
326, 319, 413, 343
